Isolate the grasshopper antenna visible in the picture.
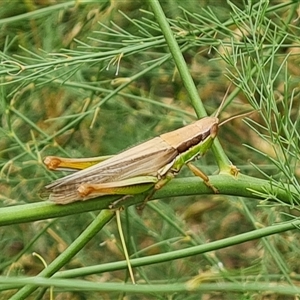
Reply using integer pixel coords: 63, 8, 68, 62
214, 84, 232, 118
219, 110, 256, 127
214, 84, 256, 126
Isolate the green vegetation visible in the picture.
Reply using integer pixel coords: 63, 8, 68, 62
0, 0, 299, 299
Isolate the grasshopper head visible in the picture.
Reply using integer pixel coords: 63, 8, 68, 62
209, 117, 219, 139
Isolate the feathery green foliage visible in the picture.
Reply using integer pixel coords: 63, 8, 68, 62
0, 0, 299, 299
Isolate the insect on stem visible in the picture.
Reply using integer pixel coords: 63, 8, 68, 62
44, 84, 254, 204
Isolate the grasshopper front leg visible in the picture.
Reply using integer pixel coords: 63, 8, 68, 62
186, 162, 219, 193
153, 137, 221, 195
140, 156, 220, 208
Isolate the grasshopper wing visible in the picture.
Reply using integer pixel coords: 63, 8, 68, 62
45, 137, 178, 203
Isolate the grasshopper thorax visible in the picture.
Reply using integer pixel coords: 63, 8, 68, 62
160, 116, 219, 154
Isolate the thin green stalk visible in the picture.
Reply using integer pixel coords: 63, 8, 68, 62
0, 174, 295, 227
9, 209, 114, 299
32, 218, 300, 280
147, 0, 206, 117
3, 277, 300, 295
147, 0, 232, 170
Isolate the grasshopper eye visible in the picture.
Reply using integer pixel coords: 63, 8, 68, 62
210, 123, 218, 139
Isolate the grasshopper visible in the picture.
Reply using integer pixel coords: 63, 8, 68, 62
44, 104, 244, 205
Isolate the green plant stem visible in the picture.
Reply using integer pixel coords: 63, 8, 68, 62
45, 216, 300, 278
2, 217, 300, 294
0, 174, 294, 227
9, 209, 114, 300
2, 279, 300, 296
147, 0, 206, 117
147, 0, 233, 170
